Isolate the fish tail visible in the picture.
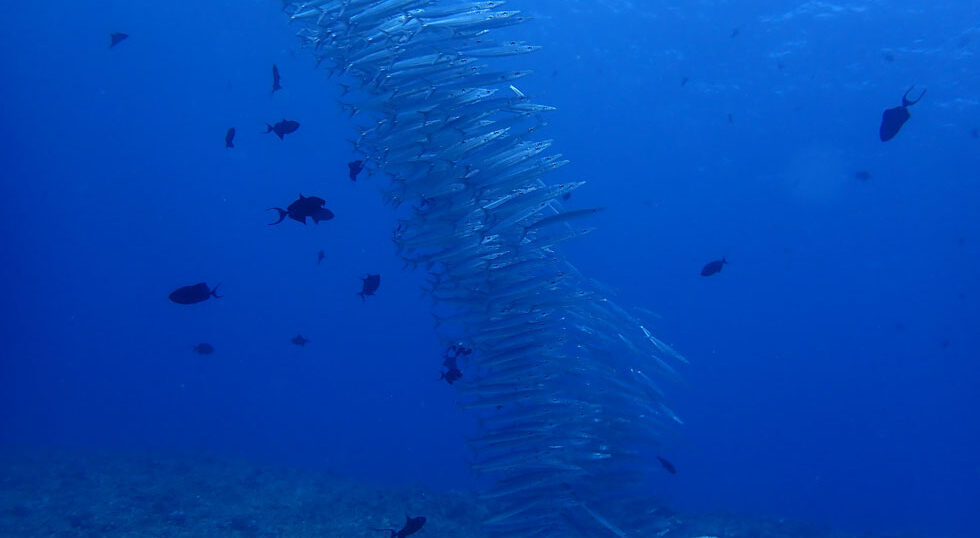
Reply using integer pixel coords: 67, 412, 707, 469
211, 283, 222, 299
267, 208, 288, 225
264, 123, 273, 134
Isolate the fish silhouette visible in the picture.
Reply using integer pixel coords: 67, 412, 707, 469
879, 86, 926, 142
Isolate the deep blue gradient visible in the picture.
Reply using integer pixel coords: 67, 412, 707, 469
1, 1, 977, 537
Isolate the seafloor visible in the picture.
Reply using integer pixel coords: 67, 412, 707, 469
0, 449, 921, 538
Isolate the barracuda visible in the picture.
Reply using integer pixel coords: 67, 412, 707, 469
281, 0, 685, 534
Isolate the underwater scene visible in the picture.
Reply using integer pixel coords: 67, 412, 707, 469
1, 0, 977, 537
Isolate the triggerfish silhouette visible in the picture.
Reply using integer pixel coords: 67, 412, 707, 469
879, 86, 926, 142
268, 194, 335, 225
265, 119, 300, 140
169, 283, 221, 305
358, 274, 380, 301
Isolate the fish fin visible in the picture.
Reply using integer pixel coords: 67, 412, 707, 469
210, 283, 222, 299
267, 208, 288, 225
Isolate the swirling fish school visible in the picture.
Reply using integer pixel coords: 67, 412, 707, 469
280, 1, 685, 536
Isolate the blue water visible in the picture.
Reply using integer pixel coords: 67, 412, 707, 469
1, 1, 977, 536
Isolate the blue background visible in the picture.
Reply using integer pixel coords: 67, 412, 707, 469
1, 1, 977, 536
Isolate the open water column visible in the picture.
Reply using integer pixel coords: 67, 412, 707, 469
279, 1, 686, 536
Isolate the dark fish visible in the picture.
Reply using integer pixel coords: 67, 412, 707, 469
855, 170, 871, 181
317, 250, 325, 264
680, 76, 689, 86
272, 64, 282, 93
109, 32, 128, 48
348, 160, 365, 181
657, 456, 677, 474
879, 86, 926, 142
225, 127, 236, 149
291, 334, 309, 347
193, 343, 215, 355
373, 516, 426, 538
265, 119, 300, 140
358, 274, 381, 301
441, 367, 463, 384
440, 343, 470, 384
268, 194, 335, 225
169, 282, 221, 305
700, 258, 726, 277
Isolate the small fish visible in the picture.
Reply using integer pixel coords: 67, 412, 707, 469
169, 283, 221, 305
730, 27, 740, 38
109, 32, 128, 48
358, 274, 381, 301
193, 343, 215, 355
225, 127, 236, 149
855, 170, 872, 181
373, 516, 426, 538
268, 194, 335, 225
700, 258, 726, 277
348, 160, 365, 181
680, 76, 689, 86
265, 119, 300, 140
879, 86, 926, 142
291, 334, 309, 346
317, 250, 325, 264
657, 456, 677, 474
441, 367, 463, 384
883, 53, 895, 63
272, 64, 282, 93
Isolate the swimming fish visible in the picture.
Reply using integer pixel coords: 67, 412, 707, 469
373, 516, 426, 538
700, 258, 726, 277
225, 127, 235, 148
265, 119, 300, 140
358, 274, 381, 301
855, 170, 871, 181
440, 343, 470, 384
169, 283, 221, 304
272, 64, 282, 93
109, 32, 128, 48
193, 343, 215, 355
291, 334, 309, 346
879, 86, 926, 142
656, 456, 677, 474
348, 160, 365, 181
317, 250, 325, 264
268, 194, 335, 225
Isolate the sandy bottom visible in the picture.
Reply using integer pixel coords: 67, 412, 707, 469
0, 449, 920, 538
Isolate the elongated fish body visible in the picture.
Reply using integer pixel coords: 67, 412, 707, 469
169, 282, 220, 304
281, 2, 685, 536
225, 127, 235, 148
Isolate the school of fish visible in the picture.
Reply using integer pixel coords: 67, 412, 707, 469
279, 0, 686, 536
